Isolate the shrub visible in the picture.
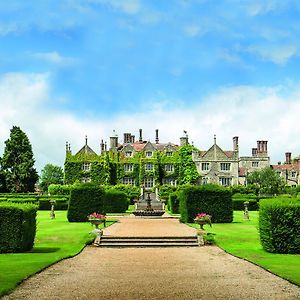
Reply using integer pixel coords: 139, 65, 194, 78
67, 184, 106, 222
0, 202, 37, 253
159, 184, 177, 201
168, 192, 179, 214
104, 189, 128, 213
179, 184, 233, 223
232, 199, 259, 211
38, 198, 69, 210
109, 184, 139, 204
259, 198, 300, 254
48, 184, 72, 196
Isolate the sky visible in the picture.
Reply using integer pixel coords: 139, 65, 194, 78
1, 0, 300, 173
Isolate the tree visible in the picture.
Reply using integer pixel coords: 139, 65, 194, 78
0, 157, 7, 192
247, 167, 285, 195
1, 126, 38, 192
39, 164, 64, 193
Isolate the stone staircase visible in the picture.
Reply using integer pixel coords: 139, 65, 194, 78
99, 236, 198, 247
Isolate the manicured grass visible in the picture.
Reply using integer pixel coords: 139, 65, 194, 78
107, 204, 135, 216
0, 211, 115, 297
189, 211, 300, 286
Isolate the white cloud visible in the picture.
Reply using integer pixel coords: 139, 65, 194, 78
31, 51, 75, 66
89, 0, 141, 14
247, 44, 299, 65
0, 23, 18, 36
245, 1, 285, 16
0, 72, 300, 174
183, 25, 203, 37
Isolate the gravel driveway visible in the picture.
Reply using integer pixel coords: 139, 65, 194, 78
2, 216, 300, 300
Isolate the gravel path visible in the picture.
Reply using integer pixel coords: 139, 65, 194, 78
2, 216, 300, 300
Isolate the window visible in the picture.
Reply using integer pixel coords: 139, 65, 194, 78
219, 177, 232, 186
291, 171, 297, 178
145, 163, 154, 171
82, 177, 91, 183
123, 177, 134, 185
201, 163, 210, 171
124, 164, 133, 172
202, 177, 209, 184
82, 163, 91, 171
125, 151, 133, 157
220, 163, 231, 171
166, 151, 173, 156
164, 164, 174, 172
252, 161, 259, 168
145, 151, 153, 157
145, 177, 154, 188
162, 178, 176, 185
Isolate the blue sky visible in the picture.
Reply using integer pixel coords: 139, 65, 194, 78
1, 0, 300, 171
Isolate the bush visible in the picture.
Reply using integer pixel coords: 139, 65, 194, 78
232, 199, 259, 211
0, 202, 37, 253
67, 184, 106, 222
109, 184, 139, 204
48, 184, 72, 196
259, 198, 300, 254
168, 192, 179, 214
104, 189, 129, 213
38, 197, 69, 210
159, 185, 177, 201
179, 184, 233, 223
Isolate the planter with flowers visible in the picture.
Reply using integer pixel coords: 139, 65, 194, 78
194, 213, 212, 230
88, 212, 106, 246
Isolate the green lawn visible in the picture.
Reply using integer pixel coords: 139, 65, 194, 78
0, 211, 115, 297
189, 211, 300, 286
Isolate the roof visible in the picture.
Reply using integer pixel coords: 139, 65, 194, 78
121, 141, 179, 152
272, 164, 298, 171
75, 144, 97, 157
239, 167, 247, 177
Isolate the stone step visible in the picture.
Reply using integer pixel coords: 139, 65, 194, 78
98, 242, 198, 247
99, 236, 198, 247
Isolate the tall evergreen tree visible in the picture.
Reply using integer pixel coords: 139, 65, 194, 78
2, 126, 38, 192
0, 157, 7, 192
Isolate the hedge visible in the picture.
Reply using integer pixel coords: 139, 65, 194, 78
0, 202, 37, 253
67, 184, 106, 222
103, 189, 129, 213
179, 184, 233, 223
159, 184, 177, 201
168, 192, 179, 214
67, 184, 128, 222
38, 198, 69, 210
259, 198, 300, 254
48, 184, 72, 195
233, 199, 259, 211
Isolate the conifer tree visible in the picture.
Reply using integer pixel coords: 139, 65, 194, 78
1, 126, 38, 192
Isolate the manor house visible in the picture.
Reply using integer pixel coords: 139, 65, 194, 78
64, 129, 298, 187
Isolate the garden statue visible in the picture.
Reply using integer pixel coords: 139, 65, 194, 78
50, 200, 56, 219
243, 201, 250, 221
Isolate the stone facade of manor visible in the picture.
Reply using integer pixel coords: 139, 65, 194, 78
64, 129, 299, 187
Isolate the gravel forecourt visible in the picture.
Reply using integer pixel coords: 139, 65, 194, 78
2, 216, 300, 300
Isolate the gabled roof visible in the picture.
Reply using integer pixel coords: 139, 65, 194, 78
272, 164, 298, 171
75, 144, 97, 157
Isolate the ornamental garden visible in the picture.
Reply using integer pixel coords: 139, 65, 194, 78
0, 126, 299, 296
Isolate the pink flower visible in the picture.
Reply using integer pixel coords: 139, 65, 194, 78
88, 212, 106, 220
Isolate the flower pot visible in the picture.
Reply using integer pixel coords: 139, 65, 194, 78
89, 219, 104, 229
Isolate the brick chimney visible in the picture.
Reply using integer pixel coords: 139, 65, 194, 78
233, 136, 239, 151
285, 152, 292, 164
155, 129, 159, 144
252, 148, 257, 157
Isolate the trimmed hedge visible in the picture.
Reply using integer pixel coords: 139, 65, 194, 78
67, 184, 106, 222
159, 184, 177, 201
38, 198, 69, 210
67, 184, 129, 222
0, 202, 37, 253
259, 198, 300, 254
104, 189, 129, 213
179, 185, 233, 223
168, 192, 179, 214
233, 199, 259, 211
48, 184, 71, 195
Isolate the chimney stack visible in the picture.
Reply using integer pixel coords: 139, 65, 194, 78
233, 136, 239, 151
139, 129, 143, 142
285, 152, 292, 164
180, 130, 189, 146
155, 129, 159, 144
110, 130, 118, 149
252, 148, 257, 157
100, 139, 105, 154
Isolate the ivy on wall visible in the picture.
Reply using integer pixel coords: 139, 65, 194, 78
64, 144, 200, 186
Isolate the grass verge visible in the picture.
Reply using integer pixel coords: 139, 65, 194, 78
189, 211, 300, 286
0, 211, 116, 297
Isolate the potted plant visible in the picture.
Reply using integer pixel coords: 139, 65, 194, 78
194, 213, 212, 230
87, 212, 106, 229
